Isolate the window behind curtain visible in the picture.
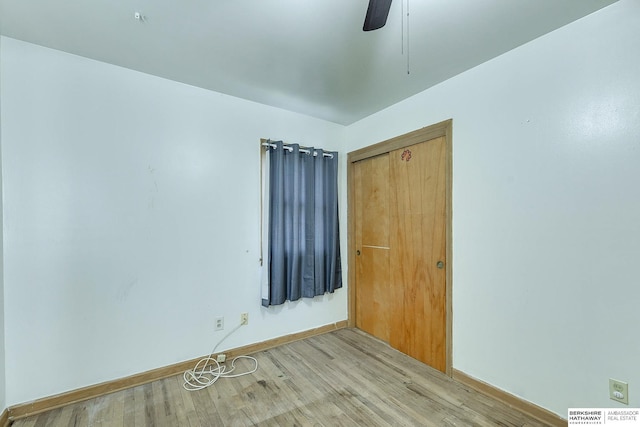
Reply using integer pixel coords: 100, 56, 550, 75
261, 140, 342, 307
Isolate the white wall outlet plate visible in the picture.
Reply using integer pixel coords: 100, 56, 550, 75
215, 316, 224, 331
609, 378, 629, 405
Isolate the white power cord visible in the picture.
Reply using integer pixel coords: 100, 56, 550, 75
183, 322, 258, 391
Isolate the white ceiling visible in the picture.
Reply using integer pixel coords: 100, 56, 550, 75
0, 0, 617, 125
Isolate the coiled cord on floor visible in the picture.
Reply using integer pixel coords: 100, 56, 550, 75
183, 322, 259, 391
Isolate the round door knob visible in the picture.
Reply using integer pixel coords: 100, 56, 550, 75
436, 261, 444, 269
356, 250, 361, 256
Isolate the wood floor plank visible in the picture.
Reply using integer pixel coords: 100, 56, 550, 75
151, 377, 179, 426
121, 387, 135, 427
65, 403, 89, 427
170, 375, 199, 427
11, 328, 553, 427
132, 382, 146, 427
50, 404, 74, 427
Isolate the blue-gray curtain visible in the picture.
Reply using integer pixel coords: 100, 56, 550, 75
263, 141, 342, 307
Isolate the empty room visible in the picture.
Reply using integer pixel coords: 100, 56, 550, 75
0, 0, 638, 425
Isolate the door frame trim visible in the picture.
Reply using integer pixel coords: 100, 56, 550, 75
347, 119, 453, 376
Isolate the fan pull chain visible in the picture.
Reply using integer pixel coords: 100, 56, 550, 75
406, 0, 410, 74
401, 0, 404, 54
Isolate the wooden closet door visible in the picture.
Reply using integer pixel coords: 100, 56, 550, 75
354, 154, 392, 343
354, 136, 447, 373
389, 137, 447, 372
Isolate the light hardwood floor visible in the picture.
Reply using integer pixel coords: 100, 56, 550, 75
12, 329, 549, 426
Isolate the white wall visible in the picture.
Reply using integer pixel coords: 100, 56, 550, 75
0, 145, 5, 412
346, 0, 640, 417
0, 36, 6, 412
0, 36, 348, 406
2, 0, 639, 417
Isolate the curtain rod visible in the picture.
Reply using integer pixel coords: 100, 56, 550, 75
261, 141, 334, 158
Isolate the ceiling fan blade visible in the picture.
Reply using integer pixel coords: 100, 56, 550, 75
363, 0, 393, 31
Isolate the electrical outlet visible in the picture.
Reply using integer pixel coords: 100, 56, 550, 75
215, 316, 224, 331
609, 378, 629, 405
240, 312, 249, 325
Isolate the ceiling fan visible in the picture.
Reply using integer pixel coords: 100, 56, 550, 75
363, 0, 393, 31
